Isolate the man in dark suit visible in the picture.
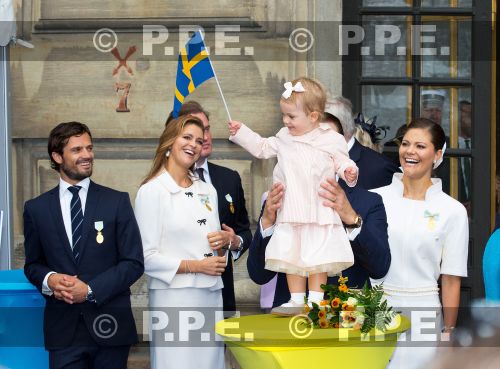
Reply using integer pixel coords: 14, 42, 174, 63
172, 101, 252, 315
247, 178, 391, 308
24, 122, 144, 369
325, 96, 399, 190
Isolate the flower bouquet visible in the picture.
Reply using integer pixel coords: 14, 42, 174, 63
303, 276, 396, 334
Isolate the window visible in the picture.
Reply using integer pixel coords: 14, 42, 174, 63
343, 0, 494, 302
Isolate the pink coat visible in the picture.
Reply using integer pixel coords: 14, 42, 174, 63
230, 123, 358, 225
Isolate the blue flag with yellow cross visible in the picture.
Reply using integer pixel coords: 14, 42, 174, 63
172, 31, 215, 118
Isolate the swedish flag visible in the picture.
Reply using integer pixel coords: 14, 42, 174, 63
172, 31, 214, 118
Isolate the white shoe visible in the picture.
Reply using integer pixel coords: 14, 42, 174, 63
270, 300, 305, 316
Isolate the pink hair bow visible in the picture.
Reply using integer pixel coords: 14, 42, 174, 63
282, 81, 305, 99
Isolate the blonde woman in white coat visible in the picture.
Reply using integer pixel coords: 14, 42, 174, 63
135, 115, 230, 369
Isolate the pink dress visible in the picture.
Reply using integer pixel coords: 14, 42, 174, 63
230, 123, 358, 276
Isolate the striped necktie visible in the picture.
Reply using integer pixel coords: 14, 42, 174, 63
68, 185, 84, 261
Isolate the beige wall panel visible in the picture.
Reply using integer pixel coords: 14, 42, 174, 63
37, 162, 59, 194
39, 0, 256, 20
313, 0, 342, 94
37, 159, 150, 200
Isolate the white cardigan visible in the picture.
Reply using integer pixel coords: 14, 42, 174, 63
135, 170, 223, 291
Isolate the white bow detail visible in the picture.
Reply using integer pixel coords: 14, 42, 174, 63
433, 141, 447, 169
282, 81, 306, 99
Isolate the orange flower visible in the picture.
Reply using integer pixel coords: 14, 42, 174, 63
339, 284, 348, 293
320, 300, 329, 306
319, 318, 329, 329
303, 305, 311, 313
318, 310, 326, 319
334, 322, 340, 328
331, 297, 341, 308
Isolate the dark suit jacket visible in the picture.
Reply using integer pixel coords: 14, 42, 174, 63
247, 180, 391, 308
24, 181, 144, 349
350, 139, 399, 190
207, 162, 252, 312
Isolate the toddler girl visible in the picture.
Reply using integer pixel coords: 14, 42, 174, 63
228, 77, 358, 315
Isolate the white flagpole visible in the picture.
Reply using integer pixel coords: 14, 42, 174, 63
207, 56, 232, 121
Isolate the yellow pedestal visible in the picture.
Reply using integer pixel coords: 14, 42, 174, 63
216, 314, 410, 369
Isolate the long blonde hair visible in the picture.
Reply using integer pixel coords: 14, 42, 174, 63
142, 115, 204, 185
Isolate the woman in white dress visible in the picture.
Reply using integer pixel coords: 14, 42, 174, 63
135, 115, 228, 369
372, 118, 468, 369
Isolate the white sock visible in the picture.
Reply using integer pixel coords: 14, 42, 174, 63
290, 292, 306, 304
308, 291, 325, 303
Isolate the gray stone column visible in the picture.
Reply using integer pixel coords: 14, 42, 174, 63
311, 0, 343, 95
0, 45, 13, 269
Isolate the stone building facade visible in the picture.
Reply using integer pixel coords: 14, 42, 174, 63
9, 0, 343, 315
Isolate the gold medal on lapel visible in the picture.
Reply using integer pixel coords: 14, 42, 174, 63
424, 210, 439, 231
96, 231, 104, 244
427, 219, 436, 231
198, 194, 213, 212
94, 221, 104, 244
225, 194, 235, 214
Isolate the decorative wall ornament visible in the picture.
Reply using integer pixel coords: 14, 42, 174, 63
111, 46, 136, 112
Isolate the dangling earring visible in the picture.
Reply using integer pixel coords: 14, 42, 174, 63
433, 160, 436, 164
166, 149, 171, 158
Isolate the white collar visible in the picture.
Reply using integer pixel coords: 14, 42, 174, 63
318, 122, 332, 131
157, 169, 196, 194
390, 173, 443, 200
59, 177, 90, 194
287, 123, 335, 143
347, 136, 355, 151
